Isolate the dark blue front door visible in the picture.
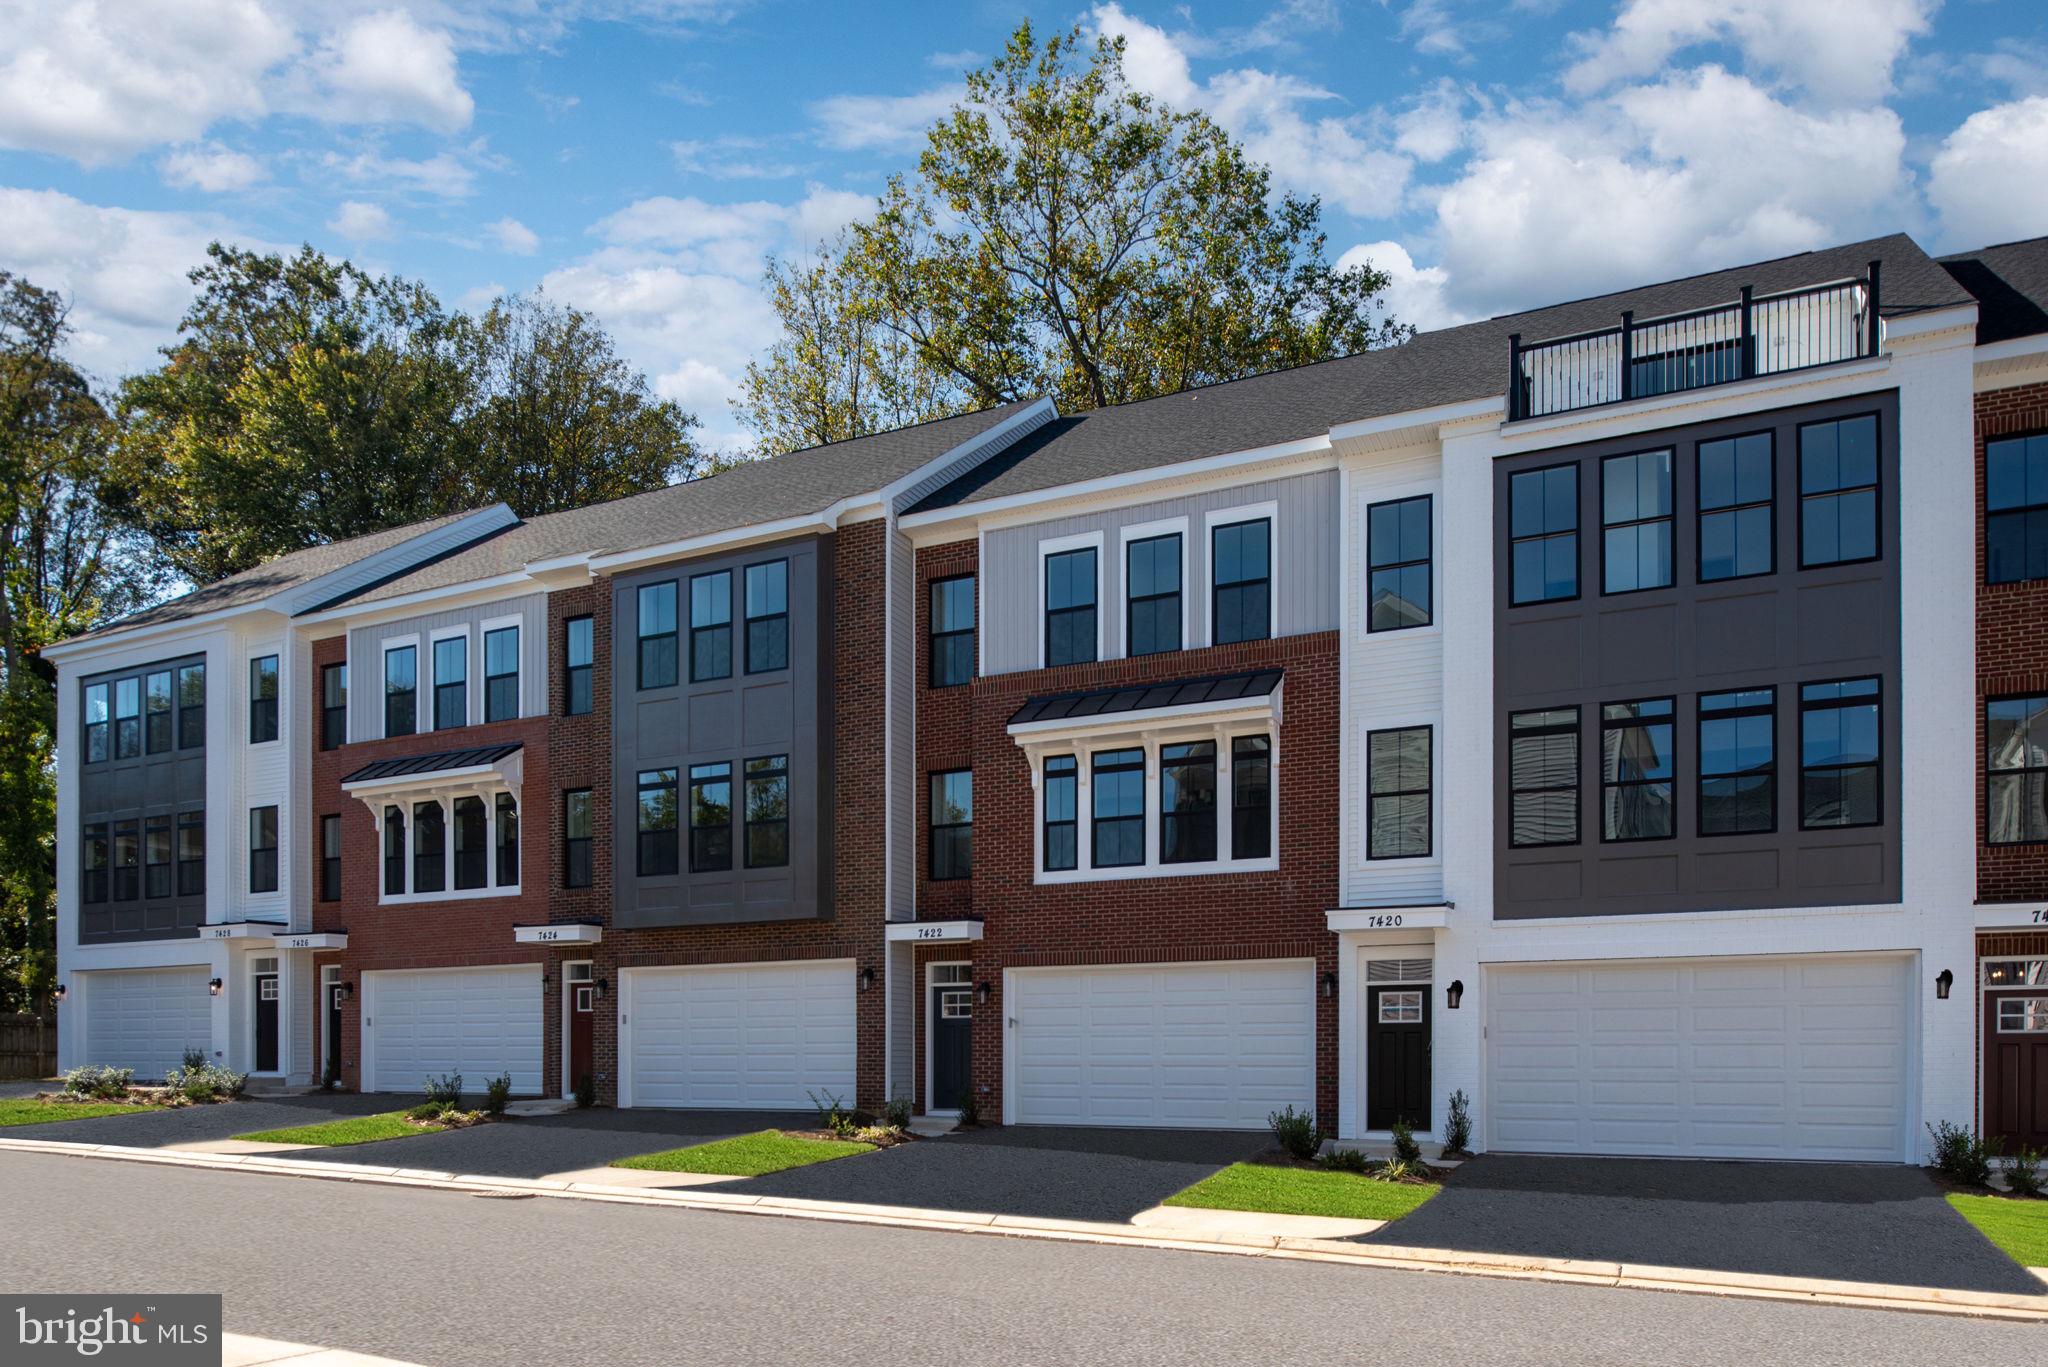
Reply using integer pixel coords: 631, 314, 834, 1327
930, 981, 972, 1112
254, 973, 279, 1073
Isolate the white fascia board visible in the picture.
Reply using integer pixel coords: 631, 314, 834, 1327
514, 923, 603, 945
884, 920, 985, 943
1327, 396, 1504, 452
1880, 302, 1978, 345
1006, 691, 1281, 742
281, 505, 519, 615
1976, 902, 2048, 930
585, 509, 844, 574
200, 923, 285, 943
880, 397, 1060, 513
1974, 333, 2048, 366
1326, 906, 1450, 932
291, 571, 539, 629
341, 754, 522, 799
43, 604, 275, 663
275, 931, 348, 950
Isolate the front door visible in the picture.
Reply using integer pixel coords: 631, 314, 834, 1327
930, 980, 972, 1112
254, 973, 280, 1073
326, 980, 344, 1077
1985, 990, 2048, 1151
569, 983, 595, 1096
1366, 984, 1430, 1131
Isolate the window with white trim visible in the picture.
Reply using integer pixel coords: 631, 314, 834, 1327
369, 790, 524, 903
1032, 728, 1278, 882
1997, 997, 2048, 1032
1044, 546, 1098, 667
484, 625, 519, 722
1210, 517, 1271, 644
432, 634, 468, 730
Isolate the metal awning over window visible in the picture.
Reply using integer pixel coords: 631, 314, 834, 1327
1007, 670, 1282, 737
342, 743, 523, 788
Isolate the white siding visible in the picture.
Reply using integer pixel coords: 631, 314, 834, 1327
886, 525, 914, 919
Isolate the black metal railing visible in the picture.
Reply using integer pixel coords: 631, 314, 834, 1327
1506, 261, 1880, 421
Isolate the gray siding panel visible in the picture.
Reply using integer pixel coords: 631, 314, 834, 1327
348, 593, 546, 739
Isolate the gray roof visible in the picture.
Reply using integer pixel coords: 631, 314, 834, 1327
343, 743, 523, 785
1009, 669, 1284, 727
912, 234, 1967, 512
1939, 236, 2048, 345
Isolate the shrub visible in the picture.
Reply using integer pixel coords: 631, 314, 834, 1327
852, 1125, 904, 1145
181, 1047, 209, 1073
1442, 1090, 1473, 1156
956, 1091, 980, 1128
164, 1062, 245, 1102
407, 1101, 447, 1122
425, 1073, 463, 1108
883, 1095, 912, 1129
483, 1073, 512, 1117
1269, 1105, 1318, 1160
1374, 1158, 1422, 1183
62, 1065, 133, 1100
574, 1073, 596, 1109
1321, 1147, 1370, 1173
2005, 1147, 2045, 1198
809, 1090, 857, 1138
1927, 1120, 1995, 1187
183, 1077, 215, 1105
1390, 1119, 1422, 1166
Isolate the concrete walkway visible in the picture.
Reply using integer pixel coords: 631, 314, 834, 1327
226, 1333, 426, 1366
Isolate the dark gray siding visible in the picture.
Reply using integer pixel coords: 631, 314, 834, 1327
78, 652, 208, 942
1493, 393, 1902, 919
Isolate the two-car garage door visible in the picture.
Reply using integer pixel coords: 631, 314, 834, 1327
622, 960, 856, 1110
362, 965, 543, 1095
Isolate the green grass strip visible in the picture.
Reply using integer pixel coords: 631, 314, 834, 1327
0, 1099, 141, 1127
1948, 1193, 2048, 1269
612, 1130, 874, 1177
1164, 1162, 1440, 1223
235, 1111, 444, 1147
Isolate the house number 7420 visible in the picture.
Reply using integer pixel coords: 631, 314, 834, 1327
1365, 914, 1404, 928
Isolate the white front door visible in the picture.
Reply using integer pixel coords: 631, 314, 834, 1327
1006, 960, 1316, 1129
361, 965, 543, 1095
622, 960, 856, 1110
80, 966, 214, 1080
1486, 954, 1912, 1161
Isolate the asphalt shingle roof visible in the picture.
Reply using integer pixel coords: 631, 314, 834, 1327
1939, 236, 2048, 346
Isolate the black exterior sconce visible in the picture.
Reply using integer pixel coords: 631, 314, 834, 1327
1446, 979, 1464, 1010
1935, 969, 1953, 1001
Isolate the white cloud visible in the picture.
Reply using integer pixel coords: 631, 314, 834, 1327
298, 9, 474, 133
328, 199, 395, 240
159, 141, 268, 192
1927, 97, 2048, 249
1337, 239, 1464, 331
926, 49, 982, 71
317, 145, 491, 198
1394, 80, 1468, 163
1095, 3, 1199, 106
671, 137, 805, 181
486, 216, 539, 254
788, 186, 873, 252
809, 86, 959, 152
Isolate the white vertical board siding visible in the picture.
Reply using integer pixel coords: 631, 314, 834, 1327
236, 620, 290, 923
886, 526, 915, 920
347, 592, 547, 738
978, 470, 1340, 677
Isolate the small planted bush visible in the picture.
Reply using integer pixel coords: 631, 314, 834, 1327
62, 1065, 133, 1100
1321, 1146, 1370, 1174
406, 1101, 447, 1122
1269, 1105, 1319, 1160
321, 1055, 341, 1092
1928, 1120, 1995, 1187
483, 1073, 512, 1118
882, 1095, 912, 1130
1390, 1119, 1422, 1166
956, 1091, 980, 1128
181, 1047, 209, 1073
165, 1062, 247, 1103
574, 1073, 596, 1109
808, 1090, 857, 1139
425, 1073, 464, 1108
2005, 1147, 2044, 1198
1442, 1089, 1473, 1157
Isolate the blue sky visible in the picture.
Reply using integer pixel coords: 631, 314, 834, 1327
2, 1, 2043, 451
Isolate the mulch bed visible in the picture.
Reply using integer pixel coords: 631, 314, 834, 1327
1247, 1146, 1444, 1184
779, 1126, 916, 1149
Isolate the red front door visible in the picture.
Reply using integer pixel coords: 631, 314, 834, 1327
1984, 990, 2048, 1151
570, 983, 595, 1096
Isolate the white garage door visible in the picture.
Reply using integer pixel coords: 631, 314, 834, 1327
82, 967, 213, 1080
362, 965, 542, 1095
1009, 960, 1315, 1129
1487, 955, 1911, 1161
624, 960, 855, 1110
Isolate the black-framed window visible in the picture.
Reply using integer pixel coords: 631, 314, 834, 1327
1368, 496, 1432, 631
1211, 517, 1271, 644
1091, 747, 1144, 867
82, 823, 108, 903
384, 645, 417, 738
1602, 449, 1673, 593
930, 574, 976, 687
1699, 688, 1775, 835
83, 682, 108, 763
1043, 755, 1077, 871
1126, 533, 1182, 656
496, 793, 519, 887
744, 754, 790, 868
745, 560, 789, 674
111, 821, 137, 901
638, 581, 678, 690
1232, 735, 1272, 860
412, 801, 445, 893
1510, 464, 1579, 604
247, 656, 278, 744
144, 670, 172, 754
176, 664, 205, 750
1987, 431, 2048, 584
321, 662, 347, 750
564, 789, 593, 889
484, 626, 519, 722
320, 814, 341, 901
691, 571, 733, 682
249, 805, 279, 894
564, 616, 594, 715
177, 812, 204, 898
930, 770, 973, 880
1160, 741, 1217, 864
1510, 707, 1579, 846
144, 816, 171, 898
1799, 677, 1880, 829
1799, 414, 1878, 567
1601, 698, 1675, 841
114, 677, 140, 758
1987, 694, 2048, 845
637, 769, 679, 877
1044, 546, 1097, 666
1368, 726, 1431, 858
383, 806, 405, 896
432, 636, 467, 730
453, 795, 489, 890
1698, 432, 1774, 582
689, 762, 732, 873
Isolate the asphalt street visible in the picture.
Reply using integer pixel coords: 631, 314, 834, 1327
0, 1150, 2039, 1367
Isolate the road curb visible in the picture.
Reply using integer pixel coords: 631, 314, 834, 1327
6, 1136, 2047, 1322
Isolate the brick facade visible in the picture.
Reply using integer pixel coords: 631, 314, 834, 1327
1977, 380, 2048, 905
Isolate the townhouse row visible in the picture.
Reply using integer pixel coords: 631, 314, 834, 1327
47, 230, 2048, 1162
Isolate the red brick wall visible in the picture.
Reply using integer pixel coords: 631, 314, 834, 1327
1977, 382, 2048, 903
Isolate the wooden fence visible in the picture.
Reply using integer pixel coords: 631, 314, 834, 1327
0, 1013, 56, 1080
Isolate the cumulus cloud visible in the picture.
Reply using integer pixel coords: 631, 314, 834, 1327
159, 141, 267, 192
296, 9, 474, 133
317, 145, 494, 198
809, 87, 960, 152
327, 199, 395, 240
1927, 97, 2048, 249
486, 216, 539, 254
1337, 239, 1464, 332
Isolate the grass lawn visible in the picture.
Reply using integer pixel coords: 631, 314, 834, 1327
612, 1130, 874, 1177
235, 1111, 445, 1147
0, 1099, 141, 1127
1948, 1194, 2048, 1269
1164, 1162, 1441, 1223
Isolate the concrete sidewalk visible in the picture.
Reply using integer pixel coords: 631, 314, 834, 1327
226, 1333, 426, 1366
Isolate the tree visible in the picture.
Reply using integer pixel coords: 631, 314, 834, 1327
739, 21, 1408, 452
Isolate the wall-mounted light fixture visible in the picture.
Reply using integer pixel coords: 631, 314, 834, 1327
1935, 969, 1953, 1001
976, 981, 992, 1005
53, 984, 67, 1004
858, 966, 876, 992
340, 981, 355, 1001
595, 977, 610, 998
208, 978, 224, 997
1446, 979, 1465, 1010
1320, 971, 1336, 999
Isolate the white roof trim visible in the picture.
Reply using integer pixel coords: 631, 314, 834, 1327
514, 923, 603, 945
1326, 906, 1450, 933
341, 751, 524, 799
275, 931, 349, 950
1006, 688, 1282, 744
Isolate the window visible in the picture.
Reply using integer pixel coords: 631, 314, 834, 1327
564, 616, 594, 715
248, 656, 278, 744
1091, 748, 1145, 867
1233, 735, 1272, 860
1998, 998, 2048, 1033
1126, 533, 1182, 656
484, 626, 519, 722
321, 663, 347, 750
115, 677, 140, 758
320, 815, 341, 902
1368, 727, 1431, 858
1510, 708, 1579, 846
1698, 689, 1775, 835
177, 664, 204, 749
1799, 678, 1880, 829
384, 645, 417, 738
638, 581, 679, 689
383, 807, 405, 896
249, 806, 279, 894
177, 813, 204, 898
1510, 464, 1579, 604
83, 682, 109, 763
112, 822, 138, 901
1044, 546, 1097, 666
564, 790, 593, 889
688, 763, 732, 873
1368, 496, 1431, 631
690, 571, 733, 682
1601, 698, 1675, 841
433, 636, 467, 730
1043, 755, 1077, 871
1160, 741, 1217, 863
82, 824, 108, 903
637, 769, 679, 877
1698, 433, 1774, 581
1799, 414, 1878, 567
745, 754, 790, 868
1987, 695, 2048, 845
1211, 518, 1271, 644
1987, 432, 2048, 584
144, 817, 171, 898
745, 560, 789, 673
929, 575, 976, 687
496, 793, 519, 887
453, 796, 488, 890
145, 671, 172, 754
412, 801, 446, 893
930, 770, 973, 880
1602, 449, 1674, 593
